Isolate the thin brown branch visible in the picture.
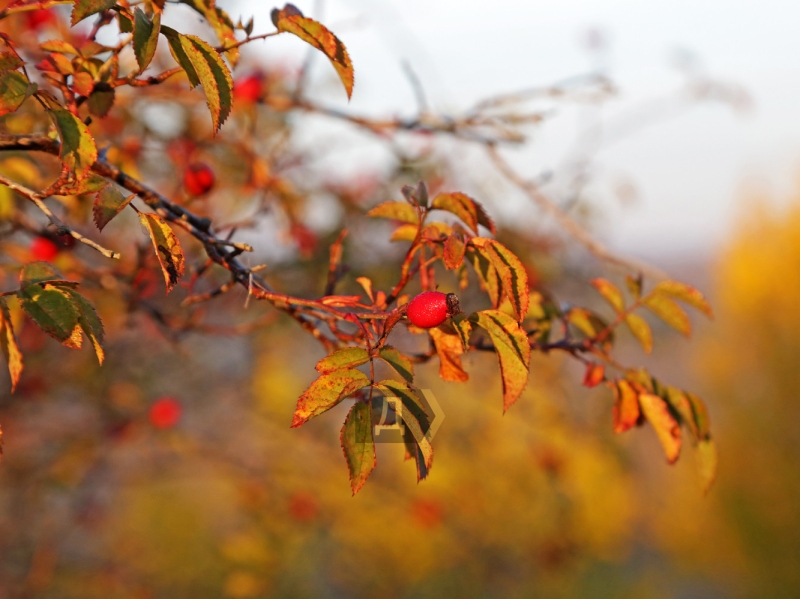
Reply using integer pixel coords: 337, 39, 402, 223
487, 145, 669, 281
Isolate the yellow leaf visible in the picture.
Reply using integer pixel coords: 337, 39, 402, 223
612, 380, 640, 433
696, 438, 718, 494
639, 392, 682, 464
643, 293, 691, 337
625, 312, 653, 354
292, 369, 370, 427
340, 400, 376, 494
652, 280, 714, 318
472, 238, 529, 322
271, 4, 354, 99
0, 299, 22, 392
139, 213, 185, 294
591, 278, 625, 313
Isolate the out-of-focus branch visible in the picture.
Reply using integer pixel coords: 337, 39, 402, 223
487, 145, 669, 281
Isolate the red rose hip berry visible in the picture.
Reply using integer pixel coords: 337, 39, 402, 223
406, 291, 460, 329
183, 162, 215, 196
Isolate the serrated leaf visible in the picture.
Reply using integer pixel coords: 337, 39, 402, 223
39, 40, 80, 55
20, 261, 61, 287
62, 288, 104, 364
0, 70, 35, 117
366, 201, 418, 224
72, 71, 94, 96
271, 4, 354, 99
452, 313, 472, 351
93, 185, 135, 231
375, 380, 433, 481
161, 26, 200, 86
390, 223, 417, 242
466, 247, 502, 308
639, 392, 682, 464
591, 278, 625, 313
0, 52, 24, 74
291, 369, 370, 427
696, 438, 718, 494
176, 33, 233, 133
71, 0, 116, 25
430, 192, 483, 234
179, 0, 240, 67
315, 347, 369, 375
429, 326, 468, 382
612, 379, 640, 433
378, 346, 414, 382
117, 10, 133, 33
139, 213, 185, 293
443, 233, 465, 270
0, 299, 22, 392
625, 312, 653, 354
340, 400, 375, 494
18, 284, 81, 344
49, 109, 98, 180
3, 0, 70, 13
133, 8, 161, 72
470, 310, 530, 411
652, 280, 713, 318
643, 293, 691, 337
472, 238, 529, 322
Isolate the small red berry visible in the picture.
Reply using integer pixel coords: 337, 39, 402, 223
30, 236, 59, 261
406, 291, 460, 329
183, 162, 215, 196
234, 73, 264, 103
148, 397, 182, 429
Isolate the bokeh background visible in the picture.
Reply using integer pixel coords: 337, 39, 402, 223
1, 1, 800, 597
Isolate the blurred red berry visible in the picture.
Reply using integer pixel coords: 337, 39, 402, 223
288, 492, 318, 522
25, 8, 56, 31
406, 291, 460, 329
183, 162, 215, 196
290, 223, 317, 257
148, 397, 182, 429
30, 236, 59, 261
410, 498, 443, 529
234, 73, 264, 103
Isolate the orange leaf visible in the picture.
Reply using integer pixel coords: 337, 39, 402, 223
582, 363, 604, 388
612, 379, 640, 433
591, 278, 625, 313
271, 4, 354, 99
639, 392, 682, 464
443, 233, 465, 270
139, 213, 185, 294
429, 327, 468, 382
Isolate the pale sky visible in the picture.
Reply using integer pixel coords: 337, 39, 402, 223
232, 0, 800, 258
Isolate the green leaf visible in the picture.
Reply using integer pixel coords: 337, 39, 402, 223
366, 201, 418, 224
452, 313, 472, 352
176, 33, 233, 133
652, 280, 713, 318
0, 70, 35, 117
291, 369, 370, 427
591, 278, 625, 313
696, 438, 718, 494
470, 309, 531, 411
271, 3, 354, 99
315, 347, 369, 375
117, 9, 133, 33
625, 312, 653, 354
340, 400, 375, 495
71, 0, 116, 25
378, 346, 414, 383
643, 293, 691, 337
18, 284, 81, 344
639, 392, 682, 464
179, 0, 240, 67
93, 185, 135, 231
0, 299, 23, 392
87, 85, 115, 118
20, 261, 61, 287
471, 238, 529, 322
685, 391, 711, 440
375, 380, 433, 481
133, 8, 161, 72
0, 52, 24, 74
139, 213, 185, 294
162, 27, 200, 87
62, 288, 104, 364
49, 109, 98, 180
